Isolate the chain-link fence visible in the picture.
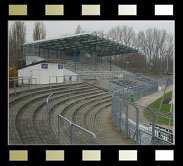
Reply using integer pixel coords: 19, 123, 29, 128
110, 84, 174, 145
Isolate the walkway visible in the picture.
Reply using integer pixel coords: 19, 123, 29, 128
135, 85, 173, 128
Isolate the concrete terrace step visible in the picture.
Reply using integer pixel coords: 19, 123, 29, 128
9, 85, 99, 144
32, 88, 103, 144
63, 96, 111, 144
9, 83, 86, 105
72, 98, 111, 144
94, 106, 133, 144
50, 92, 108, 144
84, 103, 112, 144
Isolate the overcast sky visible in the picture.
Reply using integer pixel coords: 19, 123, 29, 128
9, 21, 174, 42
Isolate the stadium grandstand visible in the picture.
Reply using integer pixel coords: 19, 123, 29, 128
9, 32, 174, 145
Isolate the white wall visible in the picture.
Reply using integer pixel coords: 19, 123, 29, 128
63, 69, 78, 81
18, 63, 64, 84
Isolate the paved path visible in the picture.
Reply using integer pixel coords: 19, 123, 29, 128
93, 106, 134, 145
135, 85, 173, 127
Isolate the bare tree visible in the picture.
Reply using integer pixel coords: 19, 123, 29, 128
108, 26, 173, 74
108, 26, 136, 46
75, 25, 82, 34
33, 22, 46, 41
74, 25, 91, 34
9, 22, 26, 68
137, 28, 173, 74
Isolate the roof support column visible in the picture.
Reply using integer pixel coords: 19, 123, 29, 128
56, 49, 58, 59
43, 48, 45, 58
95, 53, 97, 71
121, 54, 122, 71
74, 51, 76, 71
38, 45, 40, 57
110, 54, 112, 71
48, 49, 50, 59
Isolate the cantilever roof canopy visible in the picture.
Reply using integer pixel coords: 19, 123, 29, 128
22, 32, 138, 56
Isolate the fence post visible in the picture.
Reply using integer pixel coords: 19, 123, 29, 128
13, 80, 16, 96
47, 99, 49, 121
49, 77, 51, 88
21, 78, 24, 92
35, 78, 38, 90
126, 102, 129, 138
151, 110, 155, 144
70, 123, 73, 144
136, 106, 139, 144
56, 76, 58, 87
93, 134, 96, 144
28, 78, 30, 90
51, 96, 54, 110
119, 101, 122, 131
58, 116, 60, 143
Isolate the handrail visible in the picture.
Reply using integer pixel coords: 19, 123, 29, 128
58, 114, 96, 144
46, 85, 84, 120
49, 75, 79, 88
46, 93, 54, 121
9, 77, 37, 96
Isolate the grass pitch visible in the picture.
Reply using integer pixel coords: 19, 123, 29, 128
144, 91, 173, 126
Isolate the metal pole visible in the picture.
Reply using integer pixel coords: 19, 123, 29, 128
38, 44, 40, 57
70, 124, 73, 144
58, 116, 60, 143
35, 78, 37, 90
136, 106, 139, 144
168, 90, 174, 126
110, 55, 111, 71
49, 77, 51, 88
47, 99, 49, 121
126, 102, 129, 138
28, 78, 31, 90
95, 53, 97, 71
74, 51, 76, 71
121, 54, 122, 71
119, 101, 122, 131
56, 76, 58, 87
167, 55, 169, 73
13, 80, 16, 96
21, 78, 24, 92
156, 74, 170, 123
151, 110, 155, 144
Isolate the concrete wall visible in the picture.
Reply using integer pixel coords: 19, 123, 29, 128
18, 63, 64, 84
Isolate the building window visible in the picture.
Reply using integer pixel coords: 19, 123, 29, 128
41, 64, 48, 69
58, 64, 63, 69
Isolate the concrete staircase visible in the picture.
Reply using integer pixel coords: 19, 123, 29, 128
9, 82, 132, 145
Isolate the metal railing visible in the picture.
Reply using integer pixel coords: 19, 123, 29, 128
110, 82, 173, 145
46, 85, 80, 121
58, 114, 96, 144
9, 77, 37, 96
46, 93, 54, 121
49, 75, 79, 88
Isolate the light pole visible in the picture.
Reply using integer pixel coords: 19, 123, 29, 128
167, 54, 169, 73
149, 62, 153, 78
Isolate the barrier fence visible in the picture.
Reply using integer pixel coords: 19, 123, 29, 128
58, 114, 96, 144
9, 77, 37, 96
10, 72, 173, 144
110, 86, 174, 145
